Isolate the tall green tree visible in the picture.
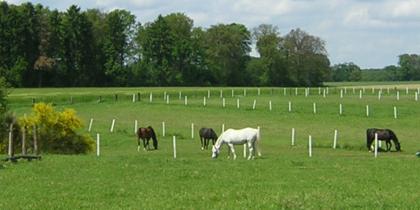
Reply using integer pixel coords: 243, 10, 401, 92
137, 15, 174, 86
253, 24, 289, 86
103, 9, 137, 86
206, 23, 251, 86
284, 28, 330, 86
399, 54, 420, 80
59, 5, 96, 86
331, 62, 361, 82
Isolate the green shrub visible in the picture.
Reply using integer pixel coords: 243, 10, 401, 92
19, 103, 94, 154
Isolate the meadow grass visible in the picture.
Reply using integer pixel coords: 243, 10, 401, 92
1, 84, 420, 209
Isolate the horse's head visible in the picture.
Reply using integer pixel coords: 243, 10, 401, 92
395, 142, 401, 151
211, 145, 219, 159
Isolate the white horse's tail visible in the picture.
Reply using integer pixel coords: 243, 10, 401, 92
256, 127, 261, 157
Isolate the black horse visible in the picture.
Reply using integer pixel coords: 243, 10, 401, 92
137, 126, 158, 151
199, 127, 218, 150
366, 128, 401, 152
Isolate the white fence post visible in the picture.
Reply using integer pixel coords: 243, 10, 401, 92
222, 98, 226, 108
237, 98, 240, 109
110, 119, 116, 132
8, 131, 12, 157
415, 92, 418, 101
397, 91, 400, 101
149, 93, 153, 103
166, 95, 170, 104
162, 122, 165, 137
366, 105, 369, 117
269, 100, 272, 111
252, 100, 256, 110
333, 129, 338, 149
203, 97, 206, 106
96, 133, 100, 157
288, 101, 292, 112
359, 90, 362, 99
173, 136, 177, 159
179, 91, 182, 100
374, 133, 378, 158
258, 88, 261, 96
208, 90, 210, 98
313, 102, 317, 114
394, 106, 397, 119
185, 96, 188, 105
308, 135, 312, 157
291, 128, 295, 146
88, 118, 93, 132
339, 104, 343, 115
220, 89, 223, 98
191, 123, 194, 139
284, 88, 286, 96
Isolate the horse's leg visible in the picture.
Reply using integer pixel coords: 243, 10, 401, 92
228, 144, 236, 160
205, 138, 209, 150
146, 138, 150, 150
142, 138, 147, 151
137, 138, 141, 152
247, 141, 254, 160
200, 137, 204, 150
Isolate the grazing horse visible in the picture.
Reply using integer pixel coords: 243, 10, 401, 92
212, 127, 261, 160
137, 126, 158, 151
366, 128, 401, 152
199, 127, 218, 150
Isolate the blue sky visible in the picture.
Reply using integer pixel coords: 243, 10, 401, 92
6, 0, 420, 68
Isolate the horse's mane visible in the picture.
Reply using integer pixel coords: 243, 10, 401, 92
148, 126, 158, 149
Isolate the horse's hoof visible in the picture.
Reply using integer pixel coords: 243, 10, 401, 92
201, 147, 204, 151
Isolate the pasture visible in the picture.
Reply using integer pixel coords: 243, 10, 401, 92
1, 84, 420, 209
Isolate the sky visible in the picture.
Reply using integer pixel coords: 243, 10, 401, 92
5, 0, 420, 69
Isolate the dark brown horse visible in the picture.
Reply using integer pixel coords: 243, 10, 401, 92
366, 128, 401, 152
137, 126, 158, 151
199, 127, 218, 150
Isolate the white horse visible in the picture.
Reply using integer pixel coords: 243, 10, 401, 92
211, 127, 261, 160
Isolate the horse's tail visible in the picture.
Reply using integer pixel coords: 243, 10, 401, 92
366, 129, 374, 151
388, 129, 401, 151
148, 126, 158, 150
256, 127, 261, 157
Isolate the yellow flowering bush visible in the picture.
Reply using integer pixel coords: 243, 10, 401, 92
19, 103, 94, 154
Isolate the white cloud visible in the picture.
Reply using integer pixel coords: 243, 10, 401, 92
4, 0, 420, 68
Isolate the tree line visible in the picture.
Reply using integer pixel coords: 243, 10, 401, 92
0, 2, 330, 87
330, 55, 420, 82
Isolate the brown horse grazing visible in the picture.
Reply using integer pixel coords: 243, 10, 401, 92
137, 126, 158, 151
366, 128, 401, 152
199, 127, 218, 150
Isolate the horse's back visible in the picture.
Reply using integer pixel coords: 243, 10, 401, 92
367, 128, 394, 140
200, 127, 216, 138
222, 128, 258, 143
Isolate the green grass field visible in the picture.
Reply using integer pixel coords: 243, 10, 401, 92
1, 84, 420, 209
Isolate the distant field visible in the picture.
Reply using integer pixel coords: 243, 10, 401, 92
325, 81, 420, 88
1, 84, 420, 209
